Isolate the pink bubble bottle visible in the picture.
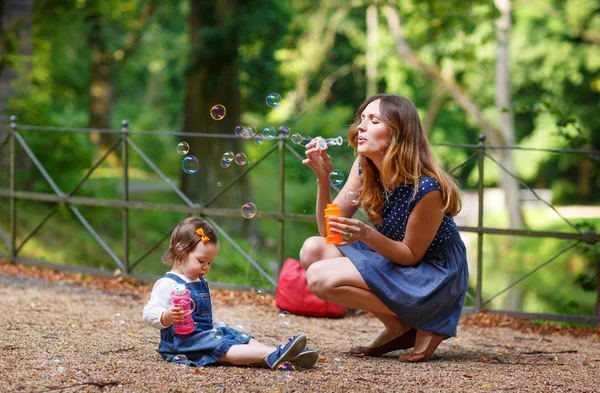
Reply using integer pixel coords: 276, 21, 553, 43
171, 284, 195, 335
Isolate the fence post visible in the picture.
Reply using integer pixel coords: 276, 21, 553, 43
9, 115, 17, 260
475, 133, 486, 313
121, 120, 130, 274
277, 137, 285, 273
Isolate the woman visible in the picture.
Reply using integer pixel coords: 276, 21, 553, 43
300, 94, 469, 362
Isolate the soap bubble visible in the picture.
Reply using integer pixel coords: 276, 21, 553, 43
256, 288, 267, 301
217, 182, 222, 187
234, 125, 245, 137
328, 169, 345, 186
241, 202, 257, 219
278, 362, 295, 371
290, 133, 303, 145
262, 126, 277, 140
210, 328, 223, 340
254, 135, 263, 145
223, 151, 234, 162
279, 126, 290, 138
182, 156, 199, 174
266, 93, 282, 107
210, 104, 226, 120
171, 354, 188, 369
344, 189, 361, 206
246, 125, 257, 137
177, 142, 190, 155
278, 311, 291, 327
113, 312, 127, 327
234, 153, 247, 165
221, 157, 232, 168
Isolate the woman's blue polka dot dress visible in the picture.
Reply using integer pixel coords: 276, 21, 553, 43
338, 175, 469, 337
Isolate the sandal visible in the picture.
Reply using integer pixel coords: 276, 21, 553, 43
349, 328, 417, 357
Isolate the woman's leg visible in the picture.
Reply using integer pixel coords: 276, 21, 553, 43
217, 339, 273, 365
299, 236, 344, 270
306, 257, 411, 347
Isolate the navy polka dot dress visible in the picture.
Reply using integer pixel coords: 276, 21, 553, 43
338, 175, 469, 337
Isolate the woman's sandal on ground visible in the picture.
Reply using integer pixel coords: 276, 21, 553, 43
348, 328, 417, 357
399, 333, 445, 362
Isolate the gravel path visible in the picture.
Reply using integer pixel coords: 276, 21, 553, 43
1, 275, 599, 393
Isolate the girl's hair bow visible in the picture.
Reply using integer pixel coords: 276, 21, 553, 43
195, 228, 210, 243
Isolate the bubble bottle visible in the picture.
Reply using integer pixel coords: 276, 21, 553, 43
324, 203, 343, 245
171, 284, 195, 335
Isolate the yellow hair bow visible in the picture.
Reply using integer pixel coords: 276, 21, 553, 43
195, 228, 210, 243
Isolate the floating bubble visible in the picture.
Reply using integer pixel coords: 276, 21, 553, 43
182, 156, 199, 174
317, 138, 328, 151
266, 93, 282, 107
283, 374, 293, 380
171, 354, 188, 369
278, 362, 295, 371
210, 328, 223, 340
221, 157, 232, 168
278, 311, 291, 327
254, 135, 263, 145
223, 151, 234, 162
113, 312, 127, 327
217, 182, 222, 187
246, 125, 257, 137
52, 357, 64, 364
328, 169, 345, 186
256, 288, 267, 301
290, 133, 303, 145
234, 125, 245, 137
241, 202, 257, 219
57, 366, 66, 374
344, 189, 361, 206
177, 142, 190, 155
234, 153, 247, 165
262, 126, 277, 140
279, 126, 290, 138
210, 104, 226, 120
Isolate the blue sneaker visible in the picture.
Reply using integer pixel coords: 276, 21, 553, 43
266, 334, 307, 369
288, 348, 319, 369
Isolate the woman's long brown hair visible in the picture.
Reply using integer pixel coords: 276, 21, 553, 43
348, 94, 461, 226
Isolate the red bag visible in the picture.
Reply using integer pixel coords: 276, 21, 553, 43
276, 258, 346, 318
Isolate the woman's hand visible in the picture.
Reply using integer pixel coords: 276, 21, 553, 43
302, 137, 333, 180
327, 216, 370, 245
162, 306, 187, 326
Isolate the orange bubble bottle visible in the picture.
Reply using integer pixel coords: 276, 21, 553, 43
324, 203, 343, 244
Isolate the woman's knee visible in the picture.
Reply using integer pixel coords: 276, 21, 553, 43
299, 236, 326, 270
306, 262, 333, 300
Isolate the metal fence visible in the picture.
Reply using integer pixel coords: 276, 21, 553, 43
0, 116, 598, 324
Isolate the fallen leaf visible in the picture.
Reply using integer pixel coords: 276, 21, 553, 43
463, 374, 473, 379
481, 355, 488, 362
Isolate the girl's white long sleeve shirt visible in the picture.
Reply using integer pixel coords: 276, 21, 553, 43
142, 271, 226, 330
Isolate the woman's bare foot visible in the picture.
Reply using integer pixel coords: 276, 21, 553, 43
361, 313, 411, 348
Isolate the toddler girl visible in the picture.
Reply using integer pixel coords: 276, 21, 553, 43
143, 216, 318, 369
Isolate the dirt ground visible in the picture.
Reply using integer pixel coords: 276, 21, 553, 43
1, 269, 599, 393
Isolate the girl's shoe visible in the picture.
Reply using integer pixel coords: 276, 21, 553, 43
288, 348, 319, 369
349, 328, 417, 357
399, 332, 445, 362
266, 334, 307, 369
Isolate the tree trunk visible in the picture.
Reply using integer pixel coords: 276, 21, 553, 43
86, 5, 119, 168
0, 0, 31, 174
495, 0, 525, 230
183, 0, 250, 233
366, 4, 378, 98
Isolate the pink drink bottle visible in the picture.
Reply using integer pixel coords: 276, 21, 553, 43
171, 284, 195, 335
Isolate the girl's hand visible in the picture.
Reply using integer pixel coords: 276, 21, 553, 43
328, 216, 370, 245
302, 137, 333, 180
163, 306, 187, 325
